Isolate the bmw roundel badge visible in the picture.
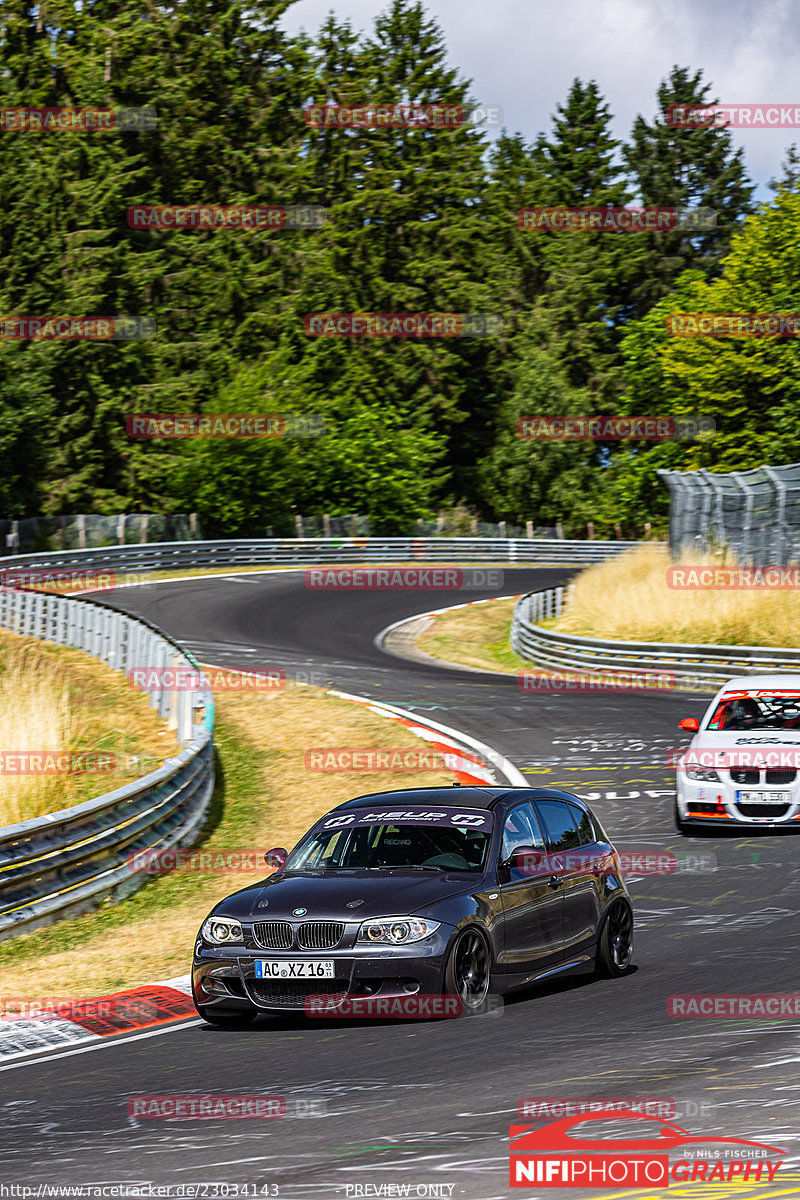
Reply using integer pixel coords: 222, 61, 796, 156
293, 907, 307, 916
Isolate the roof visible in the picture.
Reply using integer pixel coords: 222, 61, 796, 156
716, 675, 800, 691
335, 786, 589, 812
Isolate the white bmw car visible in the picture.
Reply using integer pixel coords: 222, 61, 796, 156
675, 674, 800, 832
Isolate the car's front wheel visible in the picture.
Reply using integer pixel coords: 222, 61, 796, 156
444, 927, 491, 1013
595, 900, 634, 977
674, 796, 693, 835
195, 1004, 257, 1027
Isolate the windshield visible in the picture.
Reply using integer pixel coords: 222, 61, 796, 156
708, 691, 800, 732
286, 821, 491, 872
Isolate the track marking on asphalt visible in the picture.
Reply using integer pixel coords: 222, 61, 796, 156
0, 1018, 203, 1073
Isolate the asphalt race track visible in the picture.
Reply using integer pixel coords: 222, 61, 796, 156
2, 566, 799, 1199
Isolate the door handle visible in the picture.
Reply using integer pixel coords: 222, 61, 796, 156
547, 874, 562, 889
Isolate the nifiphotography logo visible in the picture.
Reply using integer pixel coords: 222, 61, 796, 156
508, 1110, 786, 1187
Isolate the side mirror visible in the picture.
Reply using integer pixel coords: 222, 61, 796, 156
510, 846, 547, 876
264, 847, 287, 871
678, 717, 700, 731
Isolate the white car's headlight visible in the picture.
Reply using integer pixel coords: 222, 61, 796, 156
686, 768, 721, 782
357, 917, 440, 945
201, 916, 244, 945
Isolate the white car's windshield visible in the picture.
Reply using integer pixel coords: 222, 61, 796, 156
707, 691, 800, 732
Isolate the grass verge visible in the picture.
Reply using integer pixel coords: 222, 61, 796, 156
556, 544, 800, 646
0, 630, 178, 826
0, 681, 454, 996
415, 597, 526, 673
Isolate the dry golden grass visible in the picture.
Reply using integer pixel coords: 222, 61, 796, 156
415, 598, 523, 673
0, 630, 178, 826
0, 681, 454, 996
557, 544, 800, 647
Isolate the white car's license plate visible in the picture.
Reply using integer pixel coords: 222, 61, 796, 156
736, 791, 791, 805
255, 960, 334, 979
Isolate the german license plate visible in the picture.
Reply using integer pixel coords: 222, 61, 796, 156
255, 960, 334, 979
736, 791, 791, 805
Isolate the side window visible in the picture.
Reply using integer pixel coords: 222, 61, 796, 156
500, 802, 545, 863
500, 803, 547, 883
567, 803, 595, 847
535, 800, 581, 852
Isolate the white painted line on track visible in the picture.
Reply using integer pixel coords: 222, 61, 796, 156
0, 1018, 204, 1073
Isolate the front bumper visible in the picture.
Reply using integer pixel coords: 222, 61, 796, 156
676, 773, 800, 827
192, 925, 453, 1013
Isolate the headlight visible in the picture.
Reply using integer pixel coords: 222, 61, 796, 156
201, 916, 244, 945
686, 768, 721, 781
357, 917, 440, 945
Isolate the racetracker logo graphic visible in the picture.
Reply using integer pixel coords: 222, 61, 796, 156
0, 106, 156, 131
517, 207, 716, 232
516, 849, 678, 878
127, 666, 285, 692
671, 746, 800, 769
509, 1111, 785, 1187
0, 996, 159, 1022
305, 567, 503, 590
519, 1098, 678, 1119
517, 416, 714, 441
0, 569, 116, 593
0, 316, 155, 340
127, 1094, 286, 1119
517, 671, 677, 693
666, 103, 800, 128
304, 313, 504, 338
303, 747, 485, 772
0, 751, 116, 775
128, 205, 327, 230
126, 414, 325, 438
668, 994, 800, 1018
127, 848, 271, 874
668, 565, 800, 589
304, 993, 503, 1018
667, 312, 800, 337
303, 103, 502, 129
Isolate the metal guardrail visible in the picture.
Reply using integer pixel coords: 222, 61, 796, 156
0, 536, 644, 576
511, 587, 800, 690
0, 588, 215, 940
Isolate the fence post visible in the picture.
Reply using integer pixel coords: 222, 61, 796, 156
526, 521, 533, 538
555, 521, 564, 540
140, 514, 149, 544
587, 522, 595, 540
77, 514, 86, 549
295, 514, 304, 538
117, 514, 126, 545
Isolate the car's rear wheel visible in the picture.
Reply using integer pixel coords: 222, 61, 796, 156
444, 928, 491, 1013
195, 1004, 257, 1027
595, 900, 633, 977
